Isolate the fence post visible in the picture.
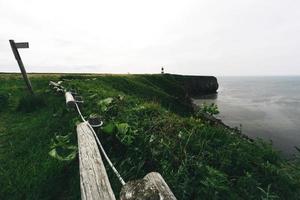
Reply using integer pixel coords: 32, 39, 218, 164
120, 172, 177, 200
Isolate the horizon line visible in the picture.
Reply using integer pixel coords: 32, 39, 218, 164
1, 72, 300, 77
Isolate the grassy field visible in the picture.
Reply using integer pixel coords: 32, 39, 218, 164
0, 73, 300, 200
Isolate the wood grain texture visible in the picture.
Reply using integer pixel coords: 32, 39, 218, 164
144, 172, 177, 200
119, 179, 159, 200
120, 172, 176, 200
77, 122, 116, 200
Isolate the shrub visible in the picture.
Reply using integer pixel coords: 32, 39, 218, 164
198, 103, 219, 116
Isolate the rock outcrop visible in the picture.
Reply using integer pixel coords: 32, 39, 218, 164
166, 74, 219, 96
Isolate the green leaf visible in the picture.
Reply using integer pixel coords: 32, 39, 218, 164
102, 122, 116, 134
49, 133, 77, 161
49, 145, 77, 161
56, 134, 71, 143
115, 123, 136, 145
117, 95, 125, 101
116, 123, 129, 135
89, 94, 98, 99
98, 97, 113, 112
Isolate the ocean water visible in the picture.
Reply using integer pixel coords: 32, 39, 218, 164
193, 76, 300, 156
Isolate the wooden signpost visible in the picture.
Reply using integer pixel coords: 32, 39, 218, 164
9, 39, 33, 94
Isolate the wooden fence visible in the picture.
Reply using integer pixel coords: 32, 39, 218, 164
50, 81, 177, 200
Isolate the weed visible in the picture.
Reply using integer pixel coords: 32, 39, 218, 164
198, 103, 220, 116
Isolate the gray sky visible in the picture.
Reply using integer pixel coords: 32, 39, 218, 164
1, 0, 300, 75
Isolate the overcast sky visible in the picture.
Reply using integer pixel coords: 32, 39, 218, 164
1, 0, 300, 75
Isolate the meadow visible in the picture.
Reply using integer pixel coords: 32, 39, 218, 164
0, 73, 299, 199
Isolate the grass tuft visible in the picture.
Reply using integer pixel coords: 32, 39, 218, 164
17, 94, 46, 113
0, 92, 9, 111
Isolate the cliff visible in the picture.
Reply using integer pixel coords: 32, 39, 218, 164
165, 74, 219, 96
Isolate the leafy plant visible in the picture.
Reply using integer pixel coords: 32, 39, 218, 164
198, 103, 219, 116
49, 133, 77, 161
200, 166, 231, 198
115, 123, 137, 145
98, 95, 125, 118
98, 97, 114, 112
102, 122, 116, 134
258, 184, 279, 200
101, 121, 137, 145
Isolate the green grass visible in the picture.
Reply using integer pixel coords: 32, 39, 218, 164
0, 73, 299, 200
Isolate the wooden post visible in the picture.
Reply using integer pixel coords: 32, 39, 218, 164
9, 40, 33, 94
120, 172, 176, 200
49, 81, 65, 94
65, 91, 76, 107
77, 122, 116, 200
144, 172, 176, 200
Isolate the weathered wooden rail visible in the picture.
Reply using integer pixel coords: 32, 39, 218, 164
120, 172, 176, 200
144, 172, 176, 199
49, 81, 177, 200
77, 122, 116, 200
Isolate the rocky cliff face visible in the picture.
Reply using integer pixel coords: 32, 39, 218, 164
167, 74, 219, 96
183, 75, 218, 96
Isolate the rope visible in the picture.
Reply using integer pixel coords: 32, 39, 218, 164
49, 82, 126, 185
74, 103, 126, 185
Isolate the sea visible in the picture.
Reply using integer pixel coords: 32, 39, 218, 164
193, 76, 300, 157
